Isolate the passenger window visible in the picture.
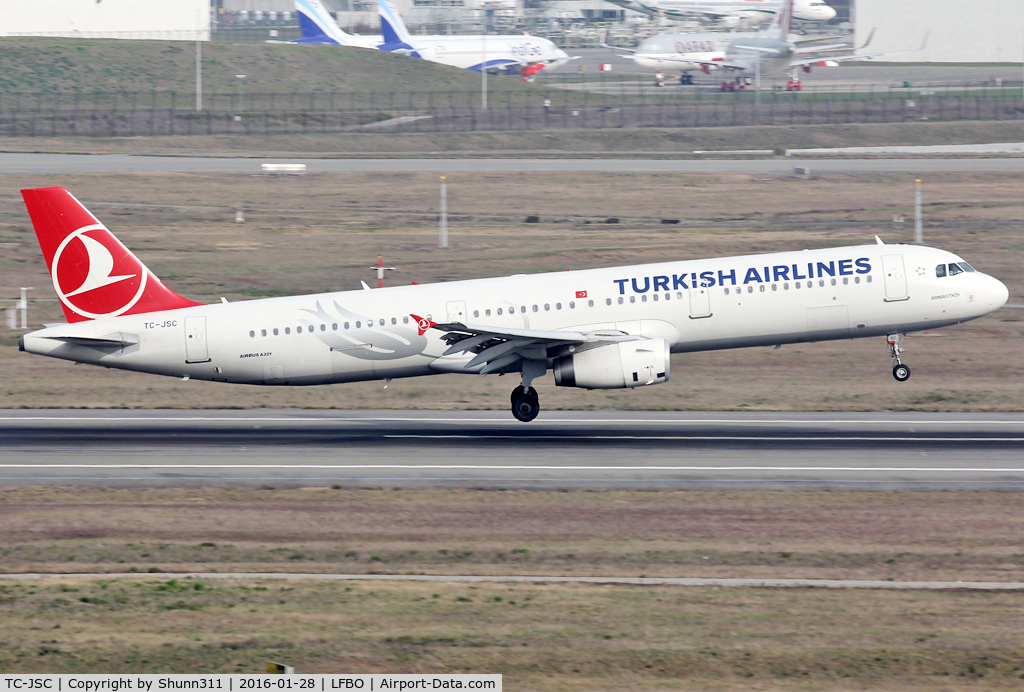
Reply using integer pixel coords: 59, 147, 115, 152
948, 263, 963, 276
665, 293, 671, 300
403, 316, 409, 324
652, 294, 659, 301
285, 327, 291, 334
771, 284, 777, 291
588, 299, 594, 307
473, 310, 479, 318
485, 309, 491, 317
261, 329, 267, 337
935, 264, 946, 278
391, 318, 397, 325
569, 301, 575, 309
332, 323, 337, 331
831, 279, 837, 286
249, 330, 255, 338
819, 279, 824, 287
794, 282, 799, 289
521, 306, 527, 314
783, 283, 789, 290
629, 296, 635, 303
532, 305, 538, 312
843, 277, 849, 285
321, 324, 326, 331
296, 326, 302, 333
759, 285, 765, 293
545, 304, 551, 311
556, 303, 562, 310
344, 322, 350, 329
855, 276, 860, 284
618, 297, 624, 304
355, 321, 361, 328
676, 292, 683, 299
747, 286, 753, 293
866, 276, 872, 283
605, 298, 611, 306
640, 296, 646, 303
497, 308, 503, 315
724, 288, 730, 295
273, 328, 279, 335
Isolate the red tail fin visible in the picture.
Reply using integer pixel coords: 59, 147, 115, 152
22, 187, 204, 323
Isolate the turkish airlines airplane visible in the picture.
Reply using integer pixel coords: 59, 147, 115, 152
18, 188, 1009, 422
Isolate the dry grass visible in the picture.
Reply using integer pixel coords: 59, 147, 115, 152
3, 488, 1024, 686
1, 169, 1021, 411
3, 576, 1024, 688
3, 488, 1024, 583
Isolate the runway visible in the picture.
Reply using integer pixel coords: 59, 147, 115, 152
3, 410, 1024, 490
2, 153, 1023, 175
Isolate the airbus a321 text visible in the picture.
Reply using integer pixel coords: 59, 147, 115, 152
19, 188, 1009, 422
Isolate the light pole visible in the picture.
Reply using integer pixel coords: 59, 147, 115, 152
439, 176, 448, 248
235, 74, 246, 112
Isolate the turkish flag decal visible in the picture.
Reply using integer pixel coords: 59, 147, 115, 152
575, 290, 588, 299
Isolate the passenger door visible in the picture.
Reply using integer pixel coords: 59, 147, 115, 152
689, 284, 711, 319
184, 316, 210, 363
882, 254, 909, 302
447, 300, 467, 323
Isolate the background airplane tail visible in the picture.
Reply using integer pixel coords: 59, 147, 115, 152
378, 0, 414, 47
293, 0, 352, 45
769, 0, 794, 38
22, 187, 204, 323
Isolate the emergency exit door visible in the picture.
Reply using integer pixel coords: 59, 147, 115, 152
184, 316, 210, 363
882, 254, 909, 302
447, 300, 467, 323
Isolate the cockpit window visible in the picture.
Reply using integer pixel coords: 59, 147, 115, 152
948, 263, 963, 276
958, 262, 975, 272
935, 264, 946, 277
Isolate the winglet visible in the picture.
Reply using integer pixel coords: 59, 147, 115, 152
875, 235, 884, 245
857, 27, 876, 50
410, 314, 436, 336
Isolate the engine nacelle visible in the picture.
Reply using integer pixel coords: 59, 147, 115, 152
553, 339, 670, 390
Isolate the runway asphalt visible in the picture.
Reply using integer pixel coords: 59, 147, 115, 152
2, 153, 1023, 175
3, 410, 1024, 490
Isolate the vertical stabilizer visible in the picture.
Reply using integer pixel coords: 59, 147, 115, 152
768, 0, 794, 39
293, 0, 358, 46
378, 0, 415, 47
22, 187, 204, 323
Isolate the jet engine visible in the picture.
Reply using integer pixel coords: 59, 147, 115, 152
553, 339, 670, 389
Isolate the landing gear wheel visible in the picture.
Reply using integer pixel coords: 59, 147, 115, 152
893, 364, 911, 382
511, 387, 540, 422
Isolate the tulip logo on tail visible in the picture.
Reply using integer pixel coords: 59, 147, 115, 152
52, 224, 147, 319
410, 314, 436, 336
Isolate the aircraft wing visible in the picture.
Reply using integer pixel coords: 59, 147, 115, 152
430, 321, 642, 374
790, 31, 928, 69
654, 55, 748, 71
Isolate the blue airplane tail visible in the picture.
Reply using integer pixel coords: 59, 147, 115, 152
377, 0, 418, 53
293, 0, 353, 46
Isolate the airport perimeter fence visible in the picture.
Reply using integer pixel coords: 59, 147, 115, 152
1, 86, 1022, 137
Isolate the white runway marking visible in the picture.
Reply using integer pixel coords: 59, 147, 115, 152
1, 464, 1022, 472
385, 435, 1024, 442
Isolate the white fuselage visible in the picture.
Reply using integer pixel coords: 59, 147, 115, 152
404, 35, 570, 72
21, 244, 1007, 388
609, 0, 836, 22
628, 32, 730, 72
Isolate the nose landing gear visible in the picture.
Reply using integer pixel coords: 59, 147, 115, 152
888, 334, 911, 382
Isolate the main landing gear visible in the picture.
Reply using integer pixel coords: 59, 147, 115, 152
511, 385, 540, 422
510, 359, 546, 422
888, 334, 911, 382
680, 74, 694, 85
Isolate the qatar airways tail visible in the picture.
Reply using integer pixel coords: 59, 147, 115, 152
19, 188, 1009, 422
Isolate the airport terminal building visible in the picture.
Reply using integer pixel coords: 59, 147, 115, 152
855, 0, 1023, 62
